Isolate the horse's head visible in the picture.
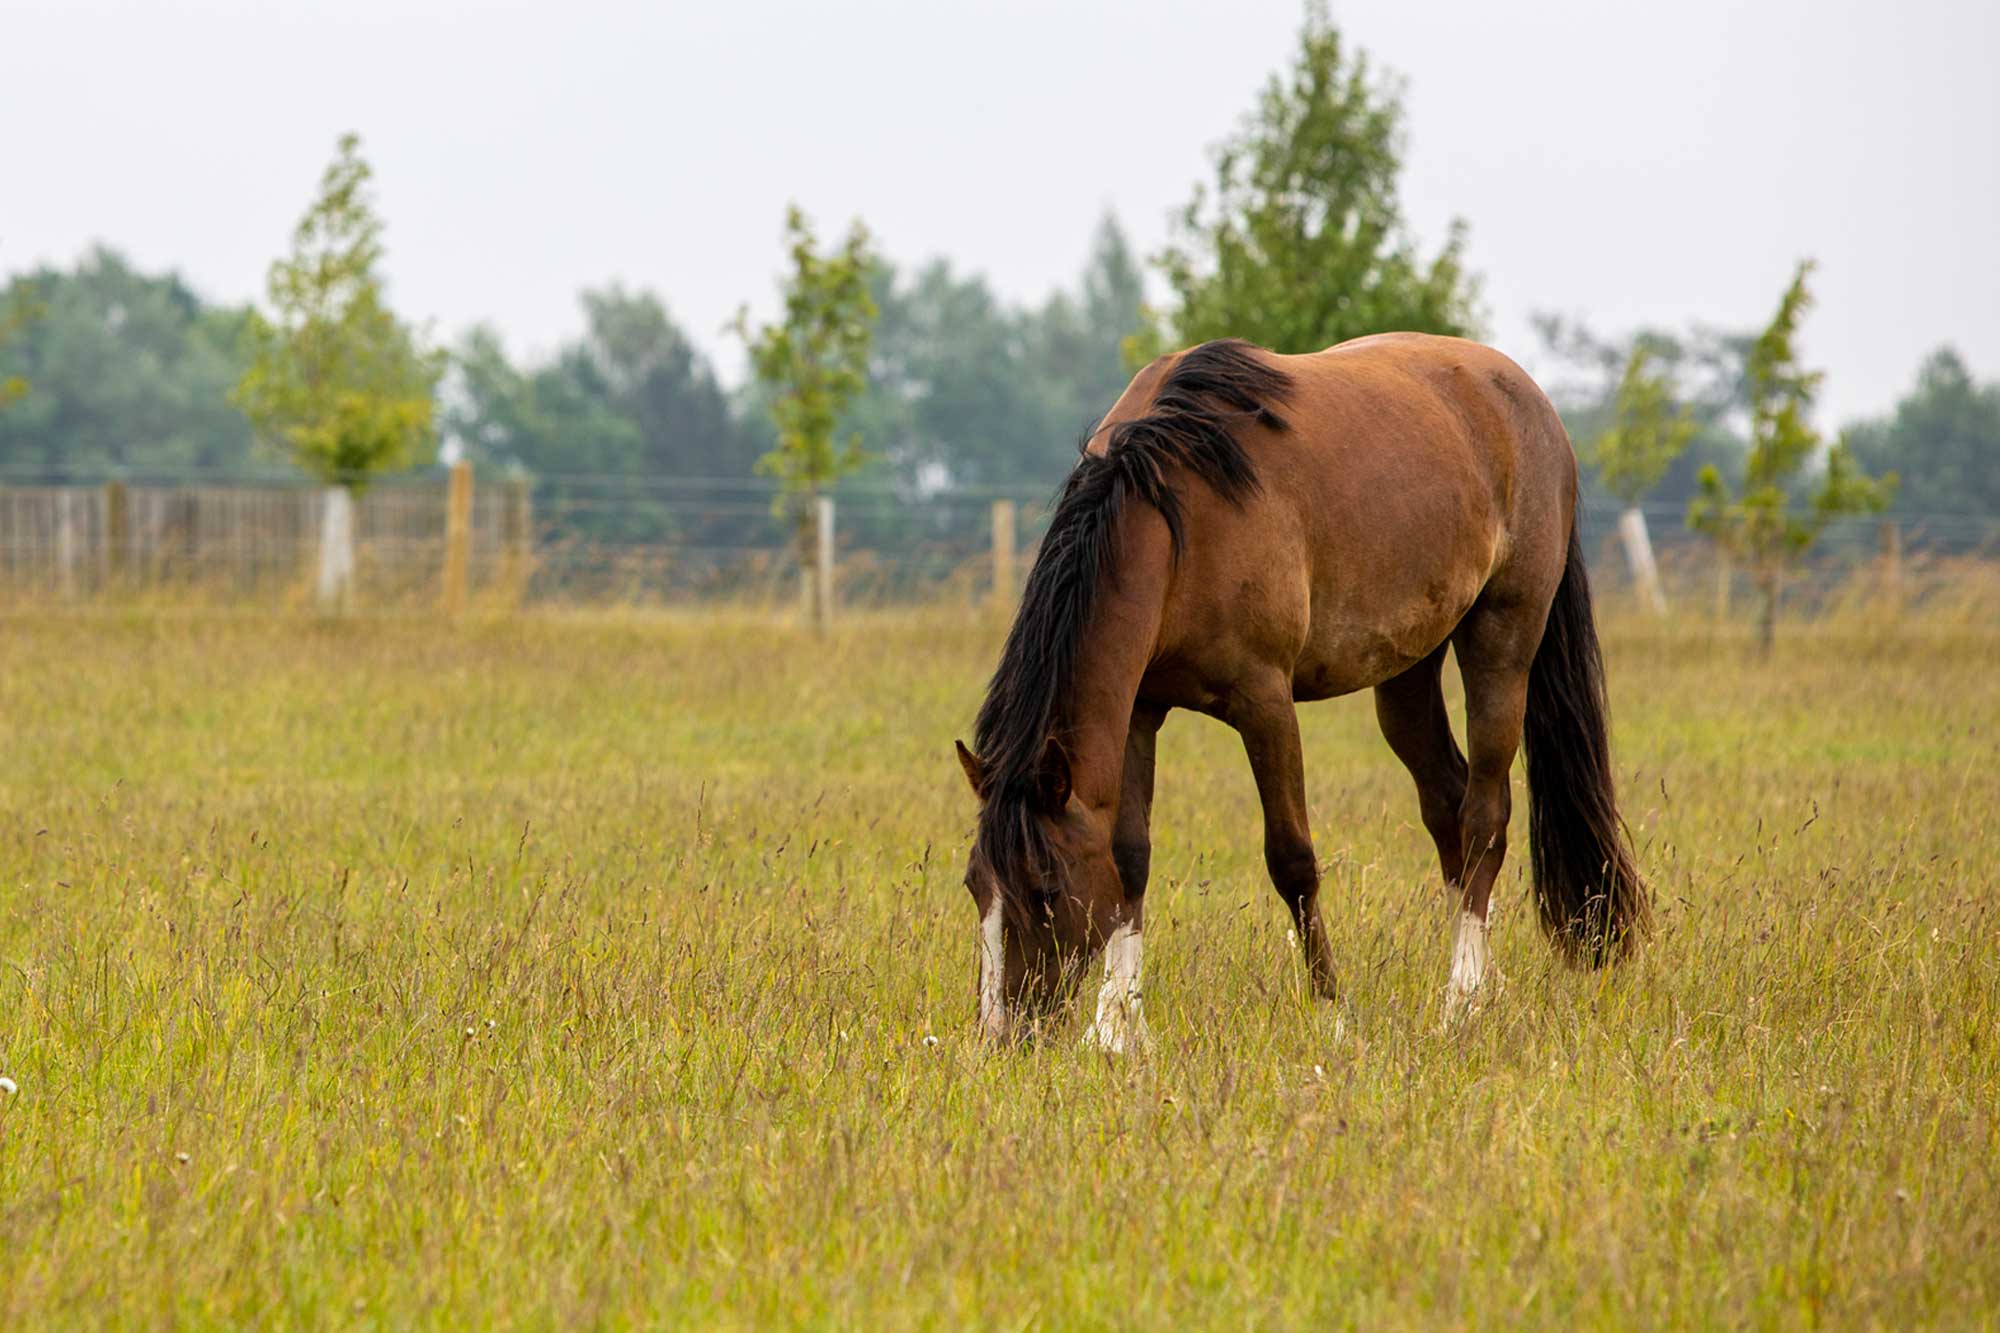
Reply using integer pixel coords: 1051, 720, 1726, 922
954, 737, 1122, 1042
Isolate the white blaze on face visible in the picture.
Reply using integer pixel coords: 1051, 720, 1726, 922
978, 894, 1007, 1039
1447, 908, 1490, 1015
1083, 918, 1150, 1054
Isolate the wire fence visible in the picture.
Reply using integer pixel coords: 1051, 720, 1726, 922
0, 461, 1994, 616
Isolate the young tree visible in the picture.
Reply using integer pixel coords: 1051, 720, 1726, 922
1592, 343, 1696, 614
1140, 0, 1477, 360
233, 133, 443, 608
1687, 261, 1894, 654
733, 205, 877, 628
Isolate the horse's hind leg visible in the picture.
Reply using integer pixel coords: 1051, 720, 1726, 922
1444, 602, 1540, 1018
1373, 644, 1469, 888
1229, 684, 1338, 1001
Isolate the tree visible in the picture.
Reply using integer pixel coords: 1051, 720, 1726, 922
1025, 215, 1149, 448
1534, 314, 1751, 512
1846, 347, 2000, 531
834, 215, 1149, 499
1687, 261, 1894, 654
733, 205, 877, 627
233, 133, 443, 607
1592, 343, 1696, 614
449, 289, 755, 545
0, 282, 33, 412
0, 250, 256, 473
1142, 0, 1477, 359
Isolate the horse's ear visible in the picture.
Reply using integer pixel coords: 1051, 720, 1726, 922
954, 739, 985, 798
1036, 736, 1072, 812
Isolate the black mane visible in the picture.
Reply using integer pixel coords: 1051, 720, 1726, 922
971, 339, 1294, 922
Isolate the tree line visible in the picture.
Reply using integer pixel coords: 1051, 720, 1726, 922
1, 1, 1994, 585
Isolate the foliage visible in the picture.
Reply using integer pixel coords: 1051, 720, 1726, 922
233, 133, 443, 492
1846, 346, 2000, 522
1687, 262, 1893, 559
1591, 342, 1697, 506
1142, 0, 1477, 359
0, 250, 257, 475
449, 289, 755, 542
0, 282, 34, 412
1687, 262, 1894, 648
733, 205, 878, 500
830, 216, 1148, 496
0, 611, 1996, 1324
1533, 313, 1750, 510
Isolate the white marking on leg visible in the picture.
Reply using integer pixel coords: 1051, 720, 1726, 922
978, 896, 1007, 1041
1082, 919, 1151, 1054
1446, 907, 1490, 1019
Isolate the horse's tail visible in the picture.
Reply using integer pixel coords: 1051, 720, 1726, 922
1521, 516, 1652, 965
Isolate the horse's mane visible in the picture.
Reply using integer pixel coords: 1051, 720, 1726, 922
971, 339, 1294, 924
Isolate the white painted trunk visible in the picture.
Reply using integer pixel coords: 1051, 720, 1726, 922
316, 485, 356, 611
55, 490, 80, 601
1618, 506, 1668, 617
814, 495, 835, 633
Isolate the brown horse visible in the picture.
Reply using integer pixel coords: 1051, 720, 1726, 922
954, 334, 1650, 1049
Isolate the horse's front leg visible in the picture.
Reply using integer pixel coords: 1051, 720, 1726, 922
1085, 704, 1165, 1054
1230, 687, 1337, 1000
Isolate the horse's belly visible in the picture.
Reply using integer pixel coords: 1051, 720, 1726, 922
1291, 550, 1490, 699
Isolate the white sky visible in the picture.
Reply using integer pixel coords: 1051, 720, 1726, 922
5, 0, 1996, 426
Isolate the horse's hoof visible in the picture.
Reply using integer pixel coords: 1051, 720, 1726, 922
1082, 1014, 1153, 1056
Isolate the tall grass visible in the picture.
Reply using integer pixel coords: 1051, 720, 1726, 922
1, 608, 1995, 1325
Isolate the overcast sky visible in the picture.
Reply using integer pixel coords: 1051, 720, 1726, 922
6, 0, 1996, 426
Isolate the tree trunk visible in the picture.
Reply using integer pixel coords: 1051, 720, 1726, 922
792, 490, 818, 628
1617, 505, 1668, 617
316, 484, 356, 611
1755, 564, 1779, 659
813, 494, 835, 634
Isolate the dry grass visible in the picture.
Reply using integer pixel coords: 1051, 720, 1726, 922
1, 605, 1995, 1327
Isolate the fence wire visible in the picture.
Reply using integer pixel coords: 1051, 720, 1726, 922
0, 465, 1992, 612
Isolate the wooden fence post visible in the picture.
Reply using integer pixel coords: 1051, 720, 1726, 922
104, 474, 130, 584
814, 494, 835, 633
1878, 519, 1902, 615
441, 459, 473, 616
991, 499, 1016, 609
502, 474, 533, 608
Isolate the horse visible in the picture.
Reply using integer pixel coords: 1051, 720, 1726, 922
953, 333, 1650, 1049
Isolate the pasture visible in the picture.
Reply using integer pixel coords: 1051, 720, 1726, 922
1, 607, 1995, 1326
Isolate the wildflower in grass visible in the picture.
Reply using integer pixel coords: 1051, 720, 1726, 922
0, 1076, 16, 1096
922, 1035, 939, 1047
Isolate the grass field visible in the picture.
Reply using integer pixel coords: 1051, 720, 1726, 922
1, 607, 1996, 1327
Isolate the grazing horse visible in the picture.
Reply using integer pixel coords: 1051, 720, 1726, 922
954, 334, 1650, 1049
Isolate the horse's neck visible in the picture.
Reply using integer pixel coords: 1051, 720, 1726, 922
1061, 536, 1170, 818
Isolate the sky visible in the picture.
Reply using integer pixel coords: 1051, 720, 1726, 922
5, 0, 1997, 427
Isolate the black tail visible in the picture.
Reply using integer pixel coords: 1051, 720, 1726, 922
1522, 519, 1652, 965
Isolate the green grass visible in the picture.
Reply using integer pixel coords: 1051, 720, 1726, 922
2, 608, 1996, 1327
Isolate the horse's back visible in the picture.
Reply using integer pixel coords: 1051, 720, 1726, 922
1150, 333, 1576, 703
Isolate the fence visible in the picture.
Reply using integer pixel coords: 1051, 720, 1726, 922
0, 464, 1994, 618
0, 465, 1052, 614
